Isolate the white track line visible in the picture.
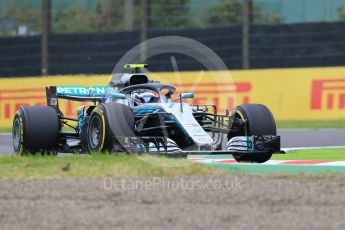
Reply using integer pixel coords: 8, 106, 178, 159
190, 158, 345, 166
318, 161, 345, 166
0, 133, 11, 136
282, 146, 345, 152
278, 128, 345, 131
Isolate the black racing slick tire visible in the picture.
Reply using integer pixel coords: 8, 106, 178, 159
229, 104, 276, 163
12, 106, 60, 155
87, 103, 135, 152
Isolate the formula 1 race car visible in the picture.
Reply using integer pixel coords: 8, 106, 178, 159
12, 64, 282, 163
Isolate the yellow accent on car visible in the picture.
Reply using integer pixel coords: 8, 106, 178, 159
93, 107, 106, 151
100, 112, 106, 151
235, 110, 247, 136
124, 64, 148, 69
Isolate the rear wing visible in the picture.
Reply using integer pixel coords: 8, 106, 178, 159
46, 86, 107, 114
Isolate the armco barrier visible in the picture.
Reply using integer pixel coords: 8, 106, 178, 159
1, 67, 345, 128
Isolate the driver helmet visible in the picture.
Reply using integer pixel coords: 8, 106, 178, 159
137, 91, 158, 103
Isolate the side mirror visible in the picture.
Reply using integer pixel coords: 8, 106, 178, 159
181, 93, 194, 99
108, 93, 126, 100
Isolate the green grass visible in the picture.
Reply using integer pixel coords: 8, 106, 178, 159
0, 154, 223, 180
2, 149, 345, 179
212, 163, 345, 175
0, 127, 11, 133
272, 148, 345, 161
276, 119, 345, 129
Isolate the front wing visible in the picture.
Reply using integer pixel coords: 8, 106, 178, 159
111, 135, 283, 156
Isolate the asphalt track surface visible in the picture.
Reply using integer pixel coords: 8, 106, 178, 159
1, 129, 345, 155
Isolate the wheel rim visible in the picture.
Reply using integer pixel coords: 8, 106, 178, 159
89, 116, 102, 149
235, 110, 248, 135
12, 118, 21, 151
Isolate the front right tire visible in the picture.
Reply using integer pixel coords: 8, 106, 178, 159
87, 103, 136, 152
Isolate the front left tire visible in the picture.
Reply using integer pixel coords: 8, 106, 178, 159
228, 104, 277, 163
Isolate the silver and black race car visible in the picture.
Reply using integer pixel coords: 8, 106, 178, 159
12, 64, 283, 163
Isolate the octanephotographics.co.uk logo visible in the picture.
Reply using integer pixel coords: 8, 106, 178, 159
103, 177, 243, 192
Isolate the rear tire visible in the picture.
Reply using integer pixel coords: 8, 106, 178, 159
87, 103, 135, 152
12, 106, 60, 155
228, 104, 276, 163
